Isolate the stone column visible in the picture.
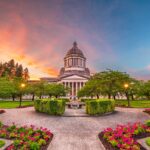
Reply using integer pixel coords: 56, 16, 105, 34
83, 82, 85, 87
76, 82, 78, 97
72, 82, 74, 98
79, 82, 81, 90
69, 82, 71, 97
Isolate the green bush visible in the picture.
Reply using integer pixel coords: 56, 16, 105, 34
0, 140, 5, 148
85, 99, 115, 115
58, 98, 70, 102
34, 99, 65, 115
146, 120, 150, 127
146, 138, 150, 146
80, 98, 96, 102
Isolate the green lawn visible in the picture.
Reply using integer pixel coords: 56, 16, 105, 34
115, 99, 150, 108
0, 101, 34, 109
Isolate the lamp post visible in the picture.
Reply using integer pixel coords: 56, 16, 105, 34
19, 83, 26, 107
124, 83, 130, 107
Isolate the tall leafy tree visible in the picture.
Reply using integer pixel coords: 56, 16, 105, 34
0, 77, 15, 98
78, 70, 134, 107
45, 83, 66, 98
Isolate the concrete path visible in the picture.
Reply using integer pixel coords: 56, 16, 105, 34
0, 107, 149, 150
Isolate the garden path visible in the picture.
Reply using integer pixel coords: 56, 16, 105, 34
0, 107, 149, 150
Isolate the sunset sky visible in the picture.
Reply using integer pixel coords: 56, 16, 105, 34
0, 0, 150, 80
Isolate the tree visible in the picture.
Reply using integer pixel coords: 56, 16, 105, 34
0, 77, 15, 98
16, 64, 23, 77
0, 59, 29, 80
26, 83, 39, 101
45, 83, 66, 98
137, 80, 150, 99
23, 68, 29, 80
34, 81, 46, 99
78, 70, 134, 107
11, 77, 27, 107
78, 80, 101, 98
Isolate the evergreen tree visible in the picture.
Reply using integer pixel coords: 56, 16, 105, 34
23, 68, 29, 80
16, 64, 23, 77
0, 59, 29, 80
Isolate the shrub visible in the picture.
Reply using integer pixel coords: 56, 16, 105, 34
146, 120, 150, 127
146, 138, 150, 146
0, 140, 5, 148
58, 98, 70, 102
80, 98, 96, 102
34, 99, 41, 112
86, 99, 115, 115
34, 99, 65, 115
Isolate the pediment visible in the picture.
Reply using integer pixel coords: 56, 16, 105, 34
61, 74, 88, 80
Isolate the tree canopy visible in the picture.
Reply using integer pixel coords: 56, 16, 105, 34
0, 59, 29, 80
78, 70, 133, 99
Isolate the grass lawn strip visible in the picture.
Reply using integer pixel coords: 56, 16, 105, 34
0, 101, 34, 109
115, 100, 150, 108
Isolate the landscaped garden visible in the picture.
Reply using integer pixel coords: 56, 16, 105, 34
99, 120, 150, 150
0, 121, 53, 150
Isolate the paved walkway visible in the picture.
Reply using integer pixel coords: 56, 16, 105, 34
0, 107, 149, 150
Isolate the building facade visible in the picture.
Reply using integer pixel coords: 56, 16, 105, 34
41, 42, 91, 99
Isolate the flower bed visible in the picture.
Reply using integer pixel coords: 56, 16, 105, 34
99, 120, 150, 150
0, 121, 53, 150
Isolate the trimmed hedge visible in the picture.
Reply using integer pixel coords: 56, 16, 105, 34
34, 99, 65, 115
80, 98, 96, 102
86, 99, 115, 115
58, 98, 70, 102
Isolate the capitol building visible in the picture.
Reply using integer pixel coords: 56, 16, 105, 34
41, 42, 91, 99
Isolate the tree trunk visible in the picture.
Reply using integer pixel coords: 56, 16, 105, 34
113, 95, 116, 100
12, 95, 15, 101
131, 94, 134, 100
19, 94, 22, 107
108, 93, 111, 99
96, 94, 99, 99
125, 92, 130, 107
32, 94, 35, 101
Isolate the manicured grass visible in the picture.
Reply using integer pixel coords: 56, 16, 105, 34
115, 99, 150, 108
0, 101, 34, 109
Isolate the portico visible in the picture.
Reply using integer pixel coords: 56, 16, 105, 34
60, 75, 88, 98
